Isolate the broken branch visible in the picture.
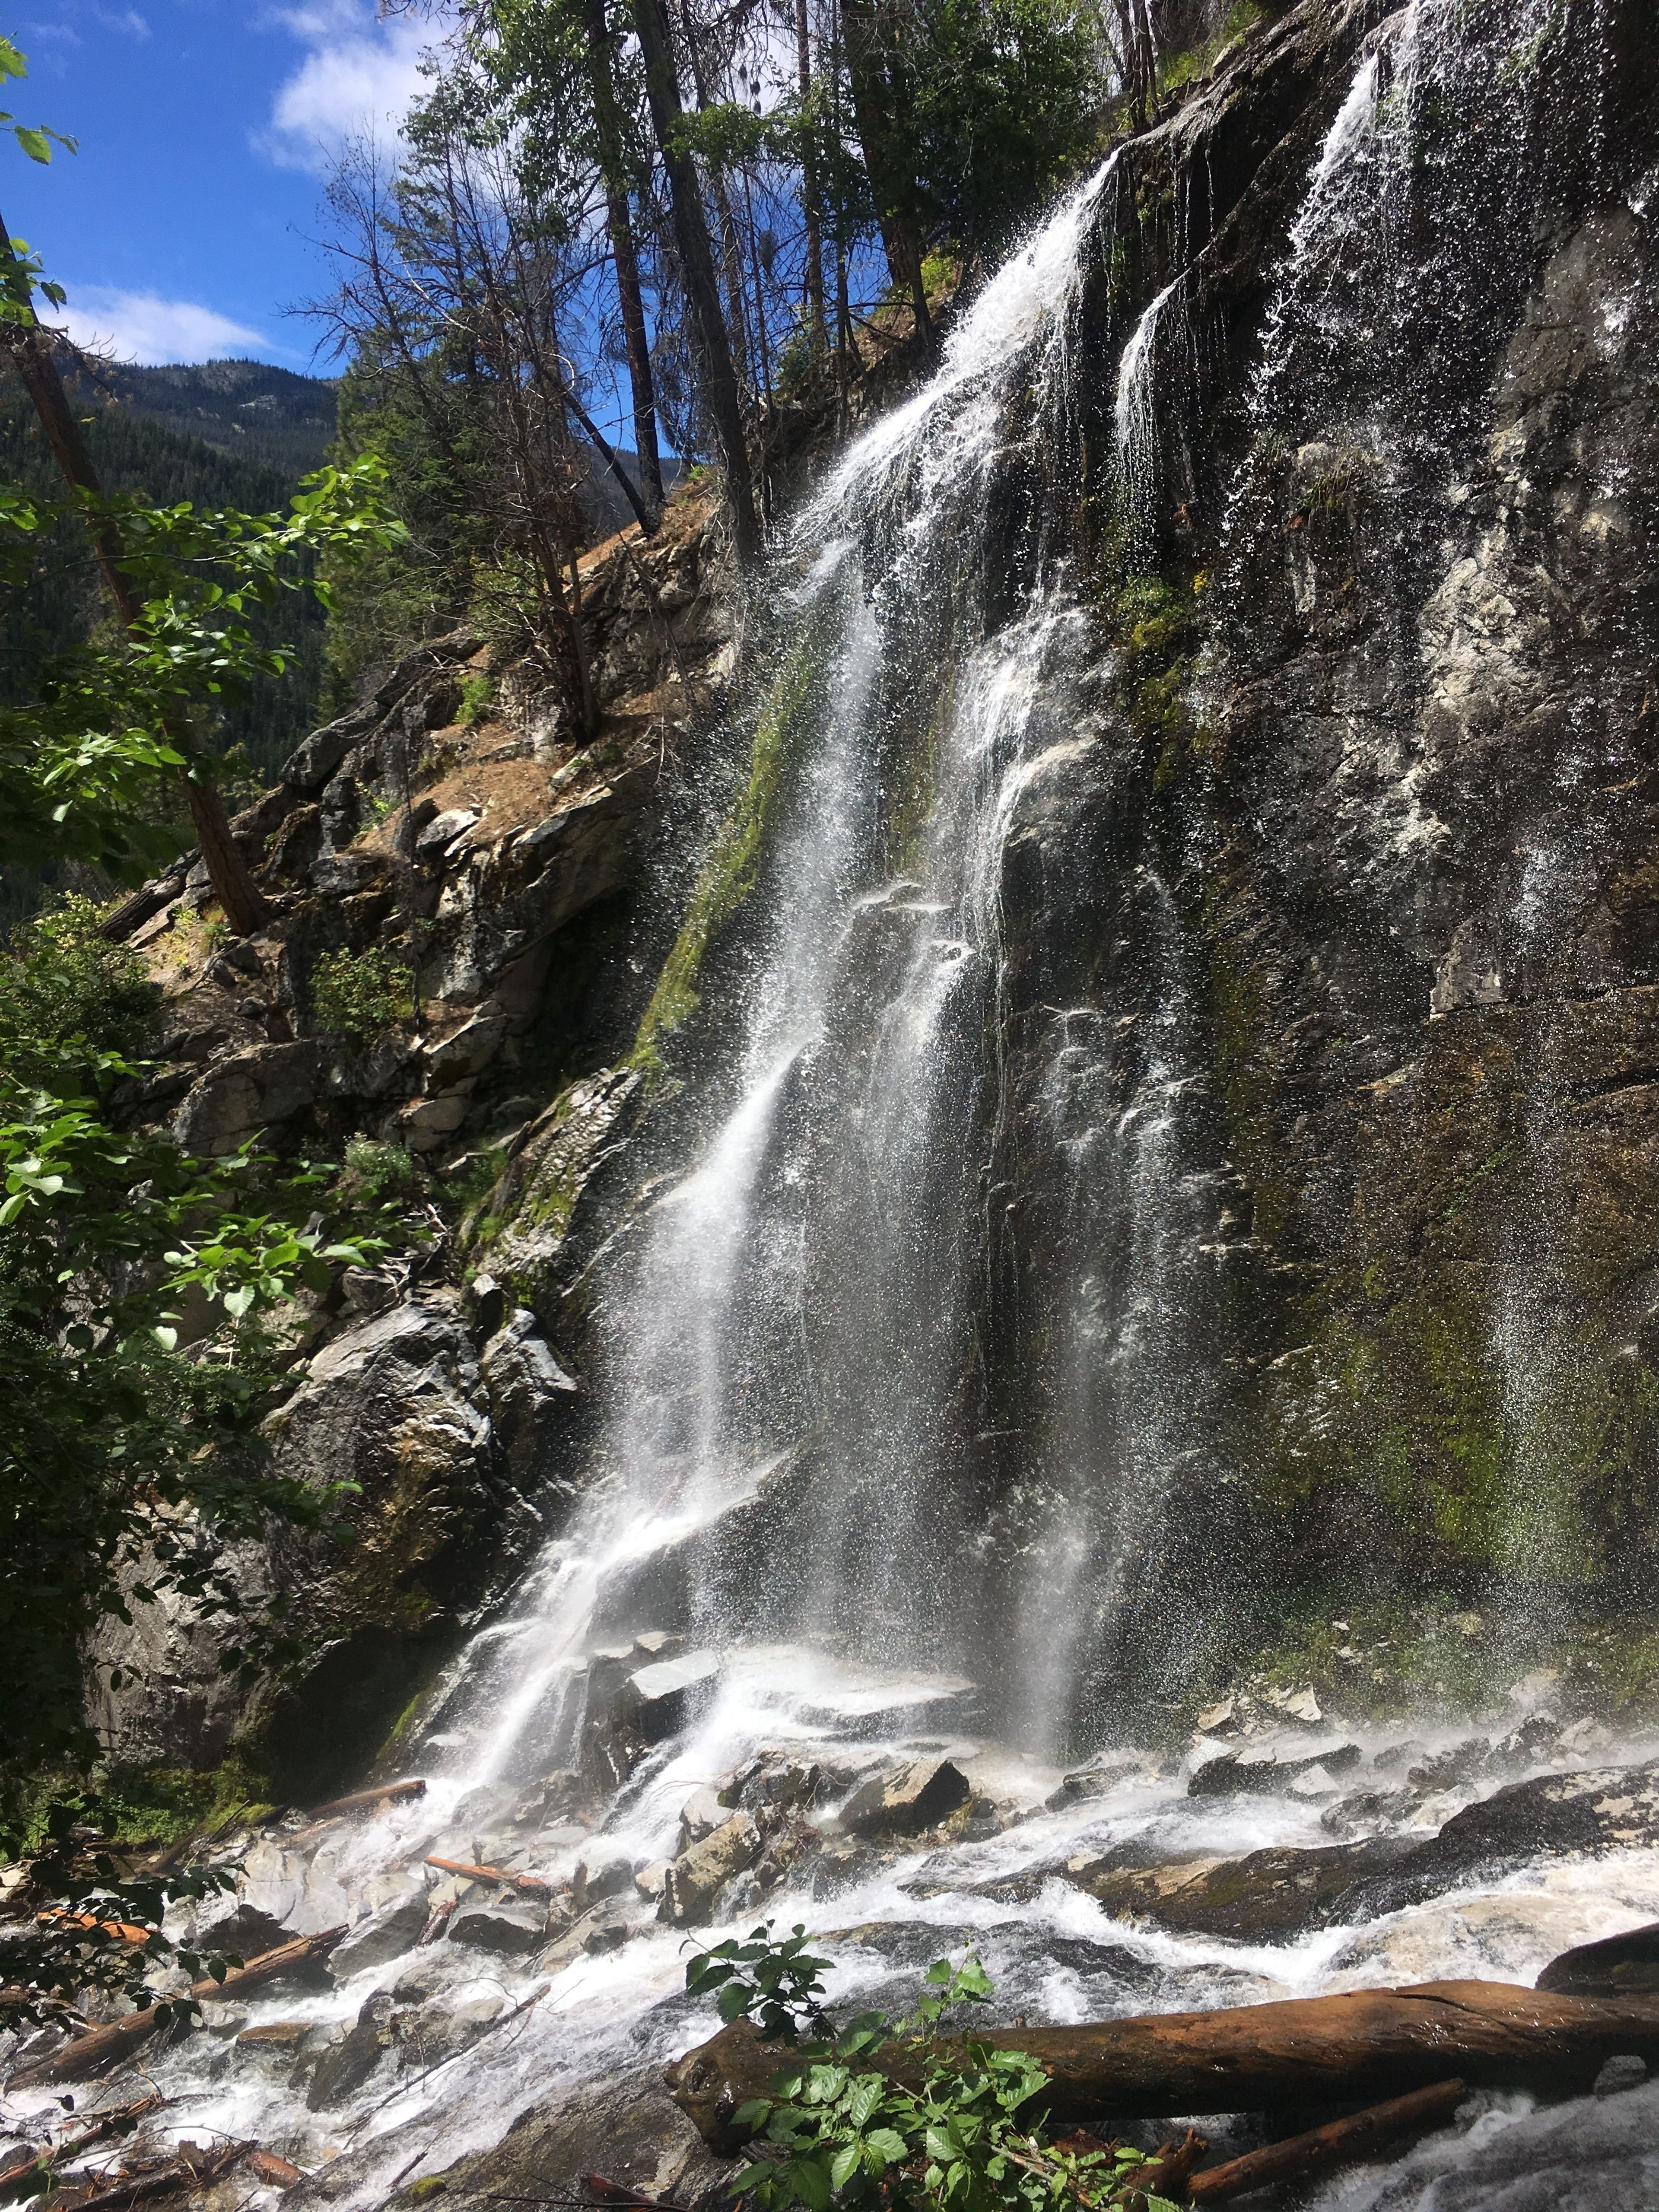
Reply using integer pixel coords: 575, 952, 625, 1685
7, 1929, 346, 2089
424, 1856, 550, 1895
1185, 2078, 1466, 2202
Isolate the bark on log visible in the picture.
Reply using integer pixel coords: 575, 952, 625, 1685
61, 2140, 248, 2212
7, 1929, 346, 2088
1185, 2079, 1466, 2202
245, 2151, 307, 2189
37, 1909, 152, 1946
423, 1855, 550, 1894
306, 1778, 426, 1818
665, 1983, 1659, 2148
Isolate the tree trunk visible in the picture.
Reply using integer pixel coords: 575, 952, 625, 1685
0, 232, 270, 938
840, 0, 934, 350
630, 0, 760, 558
795, 0, 828, 355
10, 1929, 346, 2088
677, 1, 761, 398
580, 0, 666, 523
665, 1983, 1659, 2151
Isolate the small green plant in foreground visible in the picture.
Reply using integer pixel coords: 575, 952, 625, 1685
686, 1926, 1182, 2212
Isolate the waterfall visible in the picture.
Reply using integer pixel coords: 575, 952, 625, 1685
410, 149, 1135, 1792
48, 13, 1659, 2200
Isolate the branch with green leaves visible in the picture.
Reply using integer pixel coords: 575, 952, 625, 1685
685, 1928, 1182, 2212
0, 459, 405, 879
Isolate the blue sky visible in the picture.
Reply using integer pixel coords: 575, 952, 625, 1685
4, 2, 445, 369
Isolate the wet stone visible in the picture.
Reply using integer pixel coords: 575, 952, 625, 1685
329, 1891, 431, 1980
1065, 1836, 1417, 1943
543, 1903, 631, 1969
1188, 1742, 1361, 1798
1045, 1758, 1142, 1812
839, 1758, 971, 1837
660, 1813, 763, 1926
678, 1787, 727, 1848
1594, 2055, 1649, 2097
451, 1899, 547, 1954
575, 1850, 634, 1906
306, 1991, 394, 2110
1537, 1918, 1659, 1996
622, 1649, 724, 1741
1406, 1738, 1491, 1790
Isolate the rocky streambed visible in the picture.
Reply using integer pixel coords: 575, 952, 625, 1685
8, 1648, 1659, 2209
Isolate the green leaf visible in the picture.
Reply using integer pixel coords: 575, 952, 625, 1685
862, 2130, 909, 2166
828, 2145, 860, 2192
784, 2158, 831, 2212
846, 2077, 884, 2129
13, 123, 51, 162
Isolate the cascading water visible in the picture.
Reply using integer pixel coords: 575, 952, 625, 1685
15, 8, 1659, 2205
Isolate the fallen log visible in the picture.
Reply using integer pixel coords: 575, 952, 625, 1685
424, 1855, 550, 1895
1185, 2078, 1466, 2202
307, 1778, 426, 1818
61, 2140, 248, 2212
36, 1909, 153, 1947
664, 1983, 1659, 2149
0, 2094, 167, 2195
245, 2151, 307, 2190
6, 1928, 346, 2089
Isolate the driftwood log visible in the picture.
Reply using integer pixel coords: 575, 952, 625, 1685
424, 1855, 550, 1895
7, 1928, 346, 2089
307, 1779, 426, 1818
60, 2139, 249, 2212
1185, 2078, 1466, 2202
665, 1982, 1659, 2149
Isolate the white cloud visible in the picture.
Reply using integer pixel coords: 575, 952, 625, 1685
257, 2, 443, 175
90, 7, 150, 35
59, 286, 271, 365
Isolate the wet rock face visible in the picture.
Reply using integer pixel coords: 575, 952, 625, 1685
384, 2065, 733, 2212
1539, 1918, 1659, 1998
87, 1292, 573, 1785
942, 0, 1659, 1726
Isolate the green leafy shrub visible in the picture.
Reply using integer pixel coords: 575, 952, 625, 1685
686, 1926, 1182, 2212
309, 946, 415, 1040
0, 894, 159, 1078
457, 670, 494, 726
341, 1134, 426, 1201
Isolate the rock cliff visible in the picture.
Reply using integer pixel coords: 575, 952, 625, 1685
91, 0, 1659, 1786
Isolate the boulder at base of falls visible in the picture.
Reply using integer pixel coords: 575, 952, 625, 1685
621, 1648, 724, 1741
1062, 1836, 1417, 1943
1188, 1741, 1361, 1797
1538, 1919, 1659, 1996
659, 1813, 763, 1926
678, 1785, 728, 1849
838, 1758, 971, 1837
328, 1889, 432, 1979
574, 1849, 635, 1906
543, 1902, 632, 1968
382, 2063, 731, 2212
450, 1898, 548, 1954
306, 1991, 395, 2110
1335, 1760, 1659, 1923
